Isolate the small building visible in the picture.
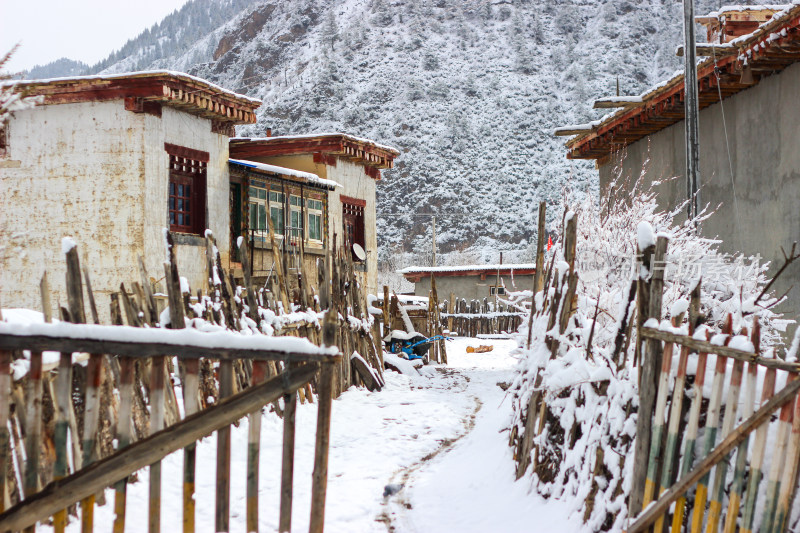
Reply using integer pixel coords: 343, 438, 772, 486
399, 264, 536, 300
558, 5, 800, 318
0, 71, 260, 316
227, 158, 338, 286
229, 133, 400, 295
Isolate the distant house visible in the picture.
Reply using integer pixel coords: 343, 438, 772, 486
399, 263, 536, 300
0, 71, 260, 316
558, 5, 800, 315
229, 133, 400, 295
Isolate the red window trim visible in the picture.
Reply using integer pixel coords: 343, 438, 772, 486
164, 142, 210, 162
167, 145, 207, 234
340, 195, 366, 207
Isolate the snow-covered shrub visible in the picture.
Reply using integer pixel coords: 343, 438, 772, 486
508, 182, 790, 531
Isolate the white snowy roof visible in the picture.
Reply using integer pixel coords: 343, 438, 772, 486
232, 132, 399, 155
3, 70, 262, 105
399, 263, 537, 275
229, 159, 340, 189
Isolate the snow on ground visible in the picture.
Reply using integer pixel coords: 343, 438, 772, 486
47, 338, 574, 533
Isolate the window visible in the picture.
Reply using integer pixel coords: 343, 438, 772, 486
341, 196, 366, 252
269, 190, 285, 234
289, 195, 303, 243
249, 180, 268, 233
490, 286, 506, 295
166, 144, 208, 234
307, 199, 323, 242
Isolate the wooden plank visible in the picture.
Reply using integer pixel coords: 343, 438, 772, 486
630, 235, 665, 517
309, 313, 336, 533
0, 351, 10, 514
707, 339, 745, 533
215, 358, 234, 533
0, 363, 321, 532
247, 361, 267, 533
629, 376, 800, 533
279, 372, 297, 533
759, 374, 796, 533
149, 356, 166, 533
181, 358, 200, 533
691, 318, 733, 533
740, 365, 778, 533
0, 327, 339, 363
639, 327, 800, 373
672, 330, 710, 533
722, 323, 760, 533
23, 350, 43, 499
112, 358, 134, 533
773, 392, 800, 533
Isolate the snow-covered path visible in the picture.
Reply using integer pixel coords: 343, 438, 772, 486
52, 337, 576, 532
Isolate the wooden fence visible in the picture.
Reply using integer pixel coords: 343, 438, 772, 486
627, 236, 800, 533
0, 228, 383, 532
440, 297, 525, 338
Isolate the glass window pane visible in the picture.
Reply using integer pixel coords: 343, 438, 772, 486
185, 214, 190, 226
170, 212, 175, 224
258, 205, 266, 230
169, 198, 175, 210
178, 198, 183, 211
250, 203, 257, 229
271, 207, 283, 232
258, 189, 266, 200
178, 213, 184, 225
249, 188, 258, 198
185, 185, 190, 197
170, 182, 175, 195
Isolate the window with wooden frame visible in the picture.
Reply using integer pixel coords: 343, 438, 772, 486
166, 143, 208, 235
490, 285, 506, 295
269, 190, 285, 235
307, 198, 324, 243
289, 195, 303, 244
248, 179, 268, 242
341, 196, 366, 253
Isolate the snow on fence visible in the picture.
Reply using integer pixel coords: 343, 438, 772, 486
509, 198, 800, 532
0, 229, 385, 532
627, 238, 800, 533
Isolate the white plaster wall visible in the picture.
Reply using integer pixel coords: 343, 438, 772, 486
0, 100, 146, 318
0, 101, 230, 320
141, 107, 231, 295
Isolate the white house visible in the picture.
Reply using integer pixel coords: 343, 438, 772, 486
0, 71, 261, 317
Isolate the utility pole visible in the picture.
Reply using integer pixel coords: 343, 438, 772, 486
431, 216, 436, 267
683, 0, 701, 224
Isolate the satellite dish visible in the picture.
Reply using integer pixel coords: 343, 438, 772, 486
352, 243, 367, 262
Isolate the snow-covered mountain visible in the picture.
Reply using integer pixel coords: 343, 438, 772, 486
95, 0, 737, 260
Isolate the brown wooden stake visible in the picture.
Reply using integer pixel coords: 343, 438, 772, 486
215, 358, 233, 532
0, 350, 10, 514
23, 348, 43, 523
279, 366, 297, 533
246, 361, 267, 533
309, 305, 337, 533
629, 234, 665, 518
112, 356, 134, 533
148, 356, 166, 533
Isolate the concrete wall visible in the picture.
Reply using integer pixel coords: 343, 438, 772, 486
599, 61, 800, 322
256, 154, 380, 295
0, 100, 230, 320
413, 274, 535, 301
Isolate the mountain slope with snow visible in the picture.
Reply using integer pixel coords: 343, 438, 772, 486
96, 0, 744, 259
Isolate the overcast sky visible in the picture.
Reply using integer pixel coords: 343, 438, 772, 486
0, 0, 191, 73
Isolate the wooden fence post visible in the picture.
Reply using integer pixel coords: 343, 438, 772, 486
279, 366, 297, 533
215, 357, 234, 533
628, 233, 665, 518
0, 350, 10, 514
309, 310, 337, 533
